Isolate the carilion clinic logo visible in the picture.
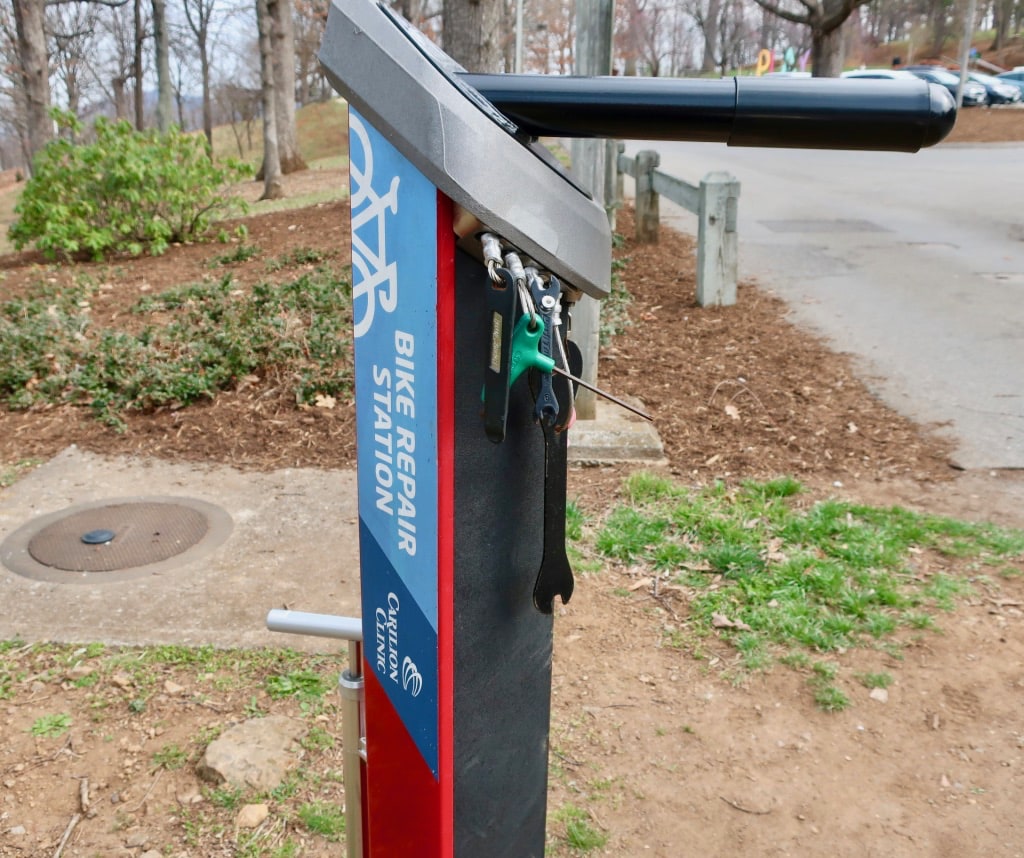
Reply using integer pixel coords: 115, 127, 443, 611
402, 656, 423, 698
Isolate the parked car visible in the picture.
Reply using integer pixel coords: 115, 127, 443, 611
901, 66, 988, 106
996, 69, 1024, 96
967, 71, 1022, 104
840, 69, 921, 81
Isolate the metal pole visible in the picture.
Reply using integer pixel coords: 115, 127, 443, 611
956, 0, 978, 110
339, 640, 364, 858
265, 609, 362, 641
514, 0, 524, 73
571, 0, 614, 421
266, 610, 364, 856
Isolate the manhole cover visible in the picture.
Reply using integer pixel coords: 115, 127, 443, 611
28, 502, 208, 572
1, 496, 233, 584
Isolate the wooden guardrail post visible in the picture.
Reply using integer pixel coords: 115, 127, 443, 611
634, 149, 660, 243
615, 149, 740, 305
696, 171, 740, 307
606, 141, 622, 222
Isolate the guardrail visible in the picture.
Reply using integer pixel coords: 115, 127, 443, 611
615, 144, 740, 307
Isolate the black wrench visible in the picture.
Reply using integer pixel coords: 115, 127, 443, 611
481, 266, 520, 443
527, 270, 559, 426
531, 291, 581, 614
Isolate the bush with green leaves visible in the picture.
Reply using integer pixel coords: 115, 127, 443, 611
9, 110, 250, 260
0, 266, 353, 428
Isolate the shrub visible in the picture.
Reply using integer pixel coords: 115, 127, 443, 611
0, 267, 352, 429
9, 110, 250, 261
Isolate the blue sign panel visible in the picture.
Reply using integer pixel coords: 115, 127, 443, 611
349, 109, 440, 775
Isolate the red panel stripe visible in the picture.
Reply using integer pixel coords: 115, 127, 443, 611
363, 668, 441, 856
435, 192, 456, 857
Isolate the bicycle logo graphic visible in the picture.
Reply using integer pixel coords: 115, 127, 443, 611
350, 113, 400, 338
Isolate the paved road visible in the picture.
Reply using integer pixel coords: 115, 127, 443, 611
624, 139, 1024, 469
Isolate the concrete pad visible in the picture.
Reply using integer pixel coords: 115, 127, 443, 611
568, 399, 667, 466
0, 447, 360, 651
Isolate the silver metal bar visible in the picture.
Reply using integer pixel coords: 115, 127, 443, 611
551, 365, 653, 421
266, 609, 365, 857
265, 609, 363, 642
339, 642, 364, 858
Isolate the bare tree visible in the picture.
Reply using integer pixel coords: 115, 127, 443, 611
11, 0, 50, 167
442, 0, 503, 71
525, 0, 575, 73
0, 0, 31, 168
104, 1, 136, 117
614, 0, 691, 76
255, 0, 282, 198
292, 0, 326, 103
151, 0, 171, 129
49, 1, 102, 125
269, 0, 304, 172
132, 0, 147, 127
751, 0, 870, 75
697, 0, 722, 71
181, 0, 216, 147
216, 80, 259, 155
11, 0, 128, 171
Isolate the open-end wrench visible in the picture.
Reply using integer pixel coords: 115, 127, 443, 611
532, 286, 580, 614
481, 265, 520, 443
527, 269, 559, 427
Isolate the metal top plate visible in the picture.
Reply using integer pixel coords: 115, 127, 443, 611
318, 0, 612, 298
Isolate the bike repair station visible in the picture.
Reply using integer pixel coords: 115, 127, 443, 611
266, 1, 957, 854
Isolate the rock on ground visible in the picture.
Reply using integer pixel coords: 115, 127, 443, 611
197, 715, 306, 792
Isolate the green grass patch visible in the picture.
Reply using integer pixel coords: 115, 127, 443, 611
30, 712, 72, 737
206, 785, 245, 810
295, 100, 349, 164
296, 801, 346, 841
212, 98, 348, 171
265, 669, 332, 700
553, 804, 607, 852
152, 743, 189, 770
857, 671, 893, 689
593, 473, 1024, 708
0, 457, 42, 489
0, 265, 353, 428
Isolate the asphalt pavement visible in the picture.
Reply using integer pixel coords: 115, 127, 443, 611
625, 137, 1024, 470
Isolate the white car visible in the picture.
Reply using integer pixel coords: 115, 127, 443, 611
840, 69, 921, 81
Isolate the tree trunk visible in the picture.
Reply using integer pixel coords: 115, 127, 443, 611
269, 0, 306, 173
256, 0, 284, 199
442, 0, 503, 72
701, 0, 721, 72
152, 0, 174, 131
113, 75, 128, 119
991, 0, 1012, 50
65, 68, 80, 137
811, 21, 844, 76
199, 30, 213, 149
134, 0, 144, 129
928, 0, 949, 57
12, 0, 51, 172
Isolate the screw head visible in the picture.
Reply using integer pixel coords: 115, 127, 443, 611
81, 529, 116, 545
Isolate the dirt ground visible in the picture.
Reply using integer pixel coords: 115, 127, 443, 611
2, 109, 1024, 857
